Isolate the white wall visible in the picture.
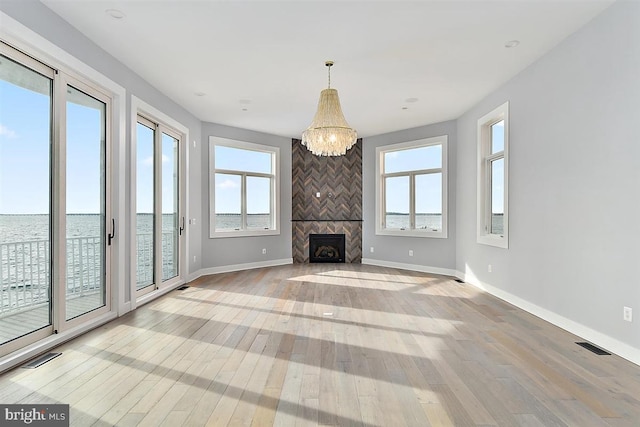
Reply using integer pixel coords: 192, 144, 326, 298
362, 120, 457, 274
456, 1, 640, 361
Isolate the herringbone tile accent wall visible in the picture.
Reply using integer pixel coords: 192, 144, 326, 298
292, 139, 363, 263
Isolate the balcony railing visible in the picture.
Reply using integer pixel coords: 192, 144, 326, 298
0, 232, 177, 317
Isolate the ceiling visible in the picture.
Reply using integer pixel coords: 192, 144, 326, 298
41, 0, 613, 138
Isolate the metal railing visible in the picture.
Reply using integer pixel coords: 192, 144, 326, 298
0, 232, 177, 317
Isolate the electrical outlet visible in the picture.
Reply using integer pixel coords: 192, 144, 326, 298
370, 247, 374, 253
488, 264, 492, 273
409, 250, 413, 257
262, 248, 267, 255
624, 306, 633, 322
193, 255, 197, 263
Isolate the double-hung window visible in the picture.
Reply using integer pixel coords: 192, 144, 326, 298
477, 101, 509, 248
376, 135, 448, 238
209, 137, 279, 238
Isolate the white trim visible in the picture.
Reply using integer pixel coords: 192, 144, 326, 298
188, 258, 293, 282
457, 270, 640, 367
0, 312, 117, 374
477, 101, 509, 248
375, 135, 448, 239
362, 258, 457, 277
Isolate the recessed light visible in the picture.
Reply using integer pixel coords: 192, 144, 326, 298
405, 97, 419, 103
401, 106, 408, 110
242, 108, 248, 111
505, 40, 520, 48
105, 9, 125, 19
194, 92, 206, 97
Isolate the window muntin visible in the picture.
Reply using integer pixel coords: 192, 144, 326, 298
209, 137, 280, 238
376, 135, 448, 238
477, 102, 509, 248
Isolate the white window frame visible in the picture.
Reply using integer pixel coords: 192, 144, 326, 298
375, 135, 448, 238
477, 101, 509, 248
209, 136, 280, 238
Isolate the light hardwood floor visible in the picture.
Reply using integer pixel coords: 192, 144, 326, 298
1, 263, 640, 426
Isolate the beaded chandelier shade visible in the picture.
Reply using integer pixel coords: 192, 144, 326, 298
301, 61, 357, 156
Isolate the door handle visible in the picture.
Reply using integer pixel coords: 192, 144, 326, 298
179, 216, 185, 236
108, 218, 115, 245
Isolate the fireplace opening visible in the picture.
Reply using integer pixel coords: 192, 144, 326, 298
309, 234, 345, 263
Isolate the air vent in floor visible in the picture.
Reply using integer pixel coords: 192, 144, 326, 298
576, 342, 611, 355
22, 352, 62, 369
176, 285, 189, 290
454, 279, 464, 283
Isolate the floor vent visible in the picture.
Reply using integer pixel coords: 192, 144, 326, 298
176, 285, 189, 290
22, 352, 62, 369
454, 279, 464, 283
576, 342, 611, 355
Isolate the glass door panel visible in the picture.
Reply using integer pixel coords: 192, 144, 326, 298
136, 121, 155, 290
136, 118, 181, 296
0, 53, 53, 344
65, 85, 107, 320
161, 132, 179, 281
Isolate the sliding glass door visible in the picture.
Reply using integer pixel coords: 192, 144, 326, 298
136, 115, 182, 296
0, 42, 112, 356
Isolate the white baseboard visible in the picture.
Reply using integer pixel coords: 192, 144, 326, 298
361, 258, 457, 277
188, 258, 294, 282
458, 270, 640, 367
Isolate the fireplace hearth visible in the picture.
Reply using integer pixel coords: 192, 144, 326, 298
309, 234, 345, 263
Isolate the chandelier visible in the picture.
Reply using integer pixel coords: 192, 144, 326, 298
301, 61, 357, 156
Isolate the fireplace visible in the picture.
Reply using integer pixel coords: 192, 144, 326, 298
309, 234, 345, 263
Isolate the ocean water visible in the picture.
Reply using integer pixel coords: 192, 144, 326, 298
0, 213, 179, 244
214, 214, 271, 230
0, 214, 177, 290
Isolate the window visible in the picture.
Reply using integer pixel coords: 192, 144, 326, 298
375, 135, 448, 238
477, 101, 509, 248
209, 137, 280, 238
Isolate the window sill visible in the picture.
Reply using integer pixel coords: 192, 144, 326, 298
210, 229, 280, 239
376, 229, 447, 239
477, 234, 508, 248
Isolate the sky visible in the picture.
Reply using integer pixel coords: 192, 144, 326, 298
0, 73, 178, 215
